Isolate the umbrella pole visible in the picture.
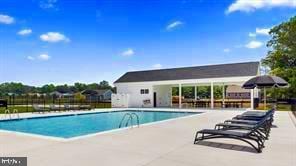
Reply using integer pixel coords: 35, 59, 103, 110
264, 87, 266, 110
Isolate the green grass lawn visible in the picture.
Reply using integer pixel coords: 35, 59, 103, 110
0, 106, 34, 114
257, 104, 291, 111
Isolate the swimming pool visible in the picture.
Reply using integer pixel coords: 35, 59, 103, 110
0, 110, 199, 139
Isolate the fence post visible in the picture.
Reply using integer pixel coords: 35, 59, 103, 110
43, 97, 45, 109
291, 98, 296, 112
26, 94, 29, 112
59, 98, 61, 111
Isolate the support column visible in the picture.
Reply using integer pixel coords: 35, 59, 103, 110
170, 86, 173, 107
194, 86, 197, 100
250, 89, 254, 109
179, 84, 182, 109
211, 82, 214, 109
222, 83, 225, 108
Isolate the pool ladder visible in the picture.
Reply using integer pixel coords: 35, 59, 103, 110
119, 113, 140, 128
3, 109, 20, 120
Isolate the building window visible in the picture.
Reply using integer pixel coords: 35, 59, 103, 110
140, 89, 149, 94
140, 89, 145, 94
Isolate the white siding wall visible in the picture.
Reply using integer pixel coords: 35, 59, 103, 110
153, 85, 172, 107
114, 75, 257, 108
116, 84, 153, 107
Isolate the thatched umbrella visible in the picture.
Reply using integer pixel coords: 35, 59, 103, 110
242, 75, 288, 109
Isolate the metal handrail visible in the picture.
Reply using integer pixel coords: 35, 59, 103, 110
119, 112, 140, 128
13, 109, 20, 119
2, 109, 20, 120
130, 113, 140, 128
119, 113, 132, 128
4, 109, 11, 120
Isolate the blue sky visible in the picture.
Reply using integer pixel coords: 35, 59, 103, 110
0, 0, 295, 86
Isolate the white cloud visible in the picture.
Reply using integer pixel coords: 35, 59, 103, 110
248, 27, 271, 38
256, 28, 270, 35
40, 0, 58, 9
223, 48, 231, 53
18, 29, 32, 36
166, 21, 183, 30
40, 32, 70, 43
27, 56, 35, 61
38, 54, 50, 60
121, 48, 134, 57
226, 0, 296, 14
152, 64, 162, 69
245, 41, 263, 49
249, 32, 257, 37
0, 14, 14, 24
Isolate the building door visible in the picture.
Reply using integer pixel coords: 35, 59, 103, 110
153, 92, 157, 107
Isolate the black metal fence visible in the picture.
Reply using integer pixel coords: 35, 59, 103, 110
0, 95, 111, 109
291, 99, 296, 117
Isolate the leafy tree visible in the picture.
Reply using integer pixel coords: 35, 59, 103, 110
87, 83, 100, 90
0, 82, 33, 95
56, 84, 71, 93
262, 16, 296, 98
0, 81, 114, 97
214, 86, 223, 99
171, 86, 223, 99
74, 83, 87, 92
196, 86, 210, 99
39, 84, 56, 94
99, 80, 112, 89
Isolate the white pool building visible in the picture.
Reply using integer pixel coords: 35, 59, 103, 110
113, 62, 260, 109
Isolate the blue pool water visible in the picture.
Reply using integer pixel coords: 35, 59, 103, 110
0, 110, 199, 138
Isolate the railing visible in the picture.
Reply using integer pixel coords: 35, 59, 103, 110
119, 113, 140, 128
3, 109, 19, 120
0, 96, 111, 108
291, 99, 296, 118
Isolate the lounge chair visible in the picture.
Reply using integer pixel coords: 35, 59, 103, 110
215, 118, 272, 140
64, 104, 71, 111
49, 104, 60, 112
194, 111, 273, 153
225, 109, 274, 125
33, 104, 48, 113
79, 105, 92, 110
233, 109, 274, 121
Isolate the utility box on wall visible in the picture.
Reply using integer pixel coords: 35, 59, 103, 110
111, 94, 130, 108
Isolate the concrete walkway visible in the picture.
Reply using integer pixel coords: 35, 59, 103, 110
0, 110, 295, 166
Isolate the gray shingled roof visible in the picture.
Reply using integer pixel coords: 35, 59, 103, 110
81, 89, 111, 96
115, 62, 260, 83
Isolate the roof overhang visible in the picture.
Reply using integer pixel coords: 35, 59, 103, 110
114, 76, 257, 86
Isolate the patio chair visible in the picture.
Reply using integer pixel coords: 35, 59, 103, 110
194, 114, 271, 153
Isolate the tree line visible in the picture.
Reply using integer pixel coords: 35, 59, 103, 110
0, 81, 114, 96
262, 16, 296, 99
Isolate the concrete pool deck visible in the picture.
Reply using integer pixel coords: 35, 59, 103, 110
0, 109, 295, 166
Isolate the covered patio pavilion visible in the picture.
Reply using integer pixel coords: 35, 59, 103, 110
153, 77, 257, 109
114, 62, 260, 109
